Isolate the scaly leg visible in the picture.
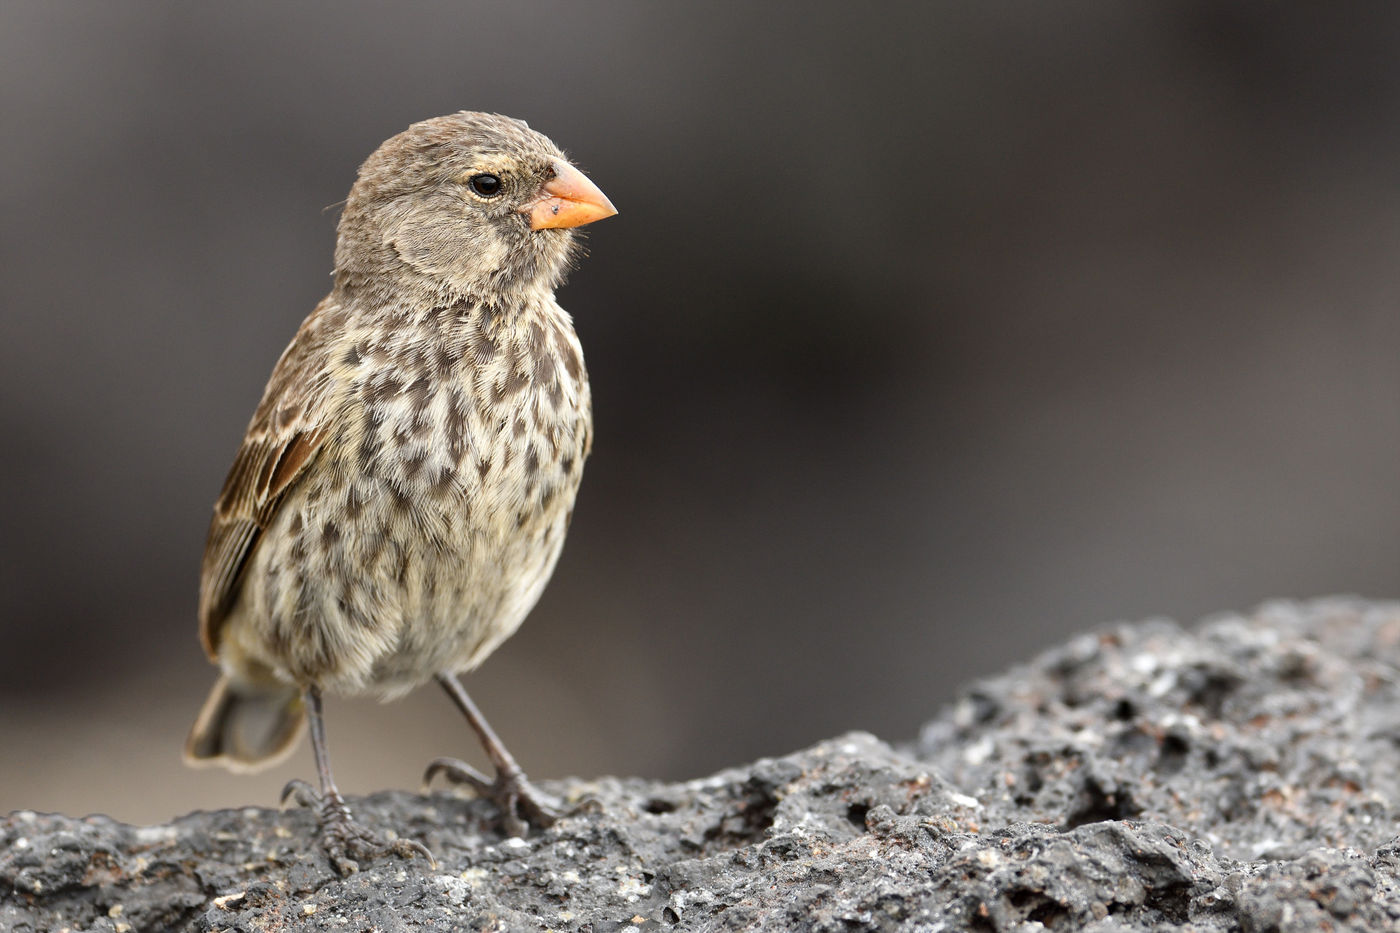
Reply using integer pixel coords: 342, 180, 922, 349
281, 685, 433, 874
423, 673, 561, 836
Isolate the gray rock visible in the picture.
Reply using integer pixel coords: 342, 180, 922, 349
5, 598, 1400, 931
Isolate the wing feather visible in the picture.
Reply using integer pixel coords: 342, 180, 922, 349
197, 301, 342, 658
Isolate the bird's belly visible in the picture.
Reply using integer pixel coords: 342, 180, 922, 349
229, 408, 586, 698
357, 486, 575, 696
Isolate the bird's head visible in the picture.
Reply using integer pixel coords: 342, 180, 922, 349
334, 111, 616, 302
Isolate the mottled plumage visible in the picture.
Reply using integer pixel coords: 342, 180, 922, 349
185, 111, 614, 870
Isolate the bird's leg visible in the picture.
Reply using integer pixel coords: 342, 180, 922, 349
424, 673, 561, 836
281, 685, 433, 874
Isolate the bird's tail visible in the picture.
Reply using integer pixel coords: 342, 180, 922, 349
184, 674, 306, 772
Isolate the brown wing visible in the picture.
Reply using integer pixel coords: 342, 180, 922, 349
197, 301, 343, 658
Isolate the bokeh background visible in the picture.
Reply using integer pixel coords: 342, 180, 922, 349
3, 2, 1398, 825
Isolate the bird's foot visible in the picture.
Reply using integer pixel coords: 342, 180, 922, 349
281, 779, 434, 875
423, 757, 561, 837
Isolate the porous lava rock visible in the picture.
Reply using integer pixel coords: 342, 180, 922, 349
4, 599, 1400, 931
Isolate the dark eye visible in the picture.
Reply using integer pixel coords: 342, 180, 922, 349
468, 173, 502, 197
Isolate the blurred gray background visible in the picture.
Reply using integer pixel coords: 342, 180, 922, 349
2, 2, 1397, 825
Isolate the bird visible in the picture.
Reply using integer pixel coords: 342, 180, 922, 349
183, 111, 616, 872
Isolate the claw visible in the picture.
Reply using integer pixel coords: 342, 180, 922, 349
424, 756, 494, 795
425, 755, 561, 837
281, 782, 435, 874
280, 778, 320, 809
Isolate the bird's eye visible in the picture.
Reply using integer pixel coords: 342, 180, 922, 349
468, 173, 502, 197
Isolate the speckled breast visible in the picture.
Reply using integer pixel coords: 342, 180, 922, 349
244, 294, 591, 696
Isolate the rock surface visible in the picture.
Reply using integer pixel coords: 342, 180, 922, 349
5, 598, 1400, 931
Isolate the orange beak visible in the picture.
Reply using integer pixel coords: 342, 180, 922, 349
522, 159, 617, 231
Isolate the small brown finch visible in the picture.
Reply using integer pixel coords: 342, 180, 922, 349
184, 112, 615, 871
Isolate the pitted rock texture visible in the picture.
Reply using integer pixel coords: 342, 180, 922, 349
4, 599, 1400, 931
915, 598, 1400, 861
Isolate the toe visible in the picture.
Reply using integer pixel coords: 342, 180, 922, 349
424, 756, 494, 795
280, 779, 319, 809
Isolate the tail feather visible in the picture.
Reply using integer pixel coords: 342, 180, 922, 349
184, 674, 306, 772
